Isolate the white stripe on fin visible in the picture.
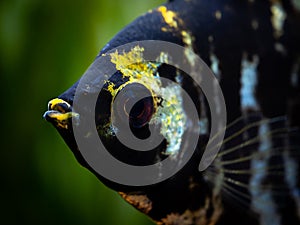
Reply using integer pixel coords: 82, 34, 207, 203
250, 123, 281, 225
210, 53, 221, 80
240, 54, 260, 111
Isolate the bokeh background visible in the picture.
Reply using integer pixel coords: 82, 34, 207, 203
0, 0, 164, 224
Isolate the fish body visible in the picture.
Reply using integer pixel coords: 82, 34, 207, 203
44, 0, 300, 225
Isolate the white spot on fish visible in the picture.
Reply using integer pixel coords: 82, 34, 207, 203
210, 53, 221, 80
240, 54, 260, 111
250, 123, 281, 225
270, 2, 287, 38
199, 118, 208, 135
208, 53, 222, 115
215, 10, 222, 20
150, 83, 187, 156
251, 19, 259, 30
274, 42, 287, 55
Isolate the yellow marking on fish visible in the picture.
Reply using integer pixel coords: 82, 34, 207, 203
181, 31, 197, 66
119, 192, 152, 214
109, 46, 160, 109
161, 27, 168, 32
53, 112, 72, 121
182, 30, 193, 46
158, 6, 178, 29
110, 46, 144, 73
106, 81, 117, 96
159, 197, 222, 225
270, 2, 286, 38
46, 111, 77, 129
109, 46, 159, 88
48, 98, 70, 110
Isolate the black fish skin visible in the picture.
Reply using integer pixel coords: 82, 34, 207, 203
44, 0, 300, 225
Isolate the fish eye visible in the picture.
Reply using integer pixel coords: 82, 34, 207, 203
113, 82, 155, 129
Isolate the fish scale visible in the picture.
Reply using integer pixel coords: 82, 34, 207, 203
43, 0, 300, 224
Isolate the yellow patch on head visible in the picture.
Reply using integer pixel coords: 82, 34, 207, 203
110, 46, 144, 73
108, 46, 161, 110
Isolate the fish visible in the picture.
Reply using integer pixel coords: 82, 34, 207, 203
43, 0, 300, 224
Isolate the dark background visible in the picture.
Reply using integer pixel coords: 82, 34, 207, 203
0, 0, 163, 224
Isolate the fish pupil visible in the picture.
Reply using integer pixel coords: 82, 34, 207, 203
114, 82, 155, 129
128, 97, 154, 128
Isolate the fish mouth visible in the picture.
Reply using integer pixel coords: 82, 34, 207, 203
43, 98, 79, 129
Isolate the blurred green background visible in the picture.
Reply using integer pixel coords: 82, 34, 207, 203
0, 0, 164, 224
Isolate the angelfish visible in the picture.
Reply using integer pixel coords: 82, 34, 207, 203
43, 0, 300, 225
